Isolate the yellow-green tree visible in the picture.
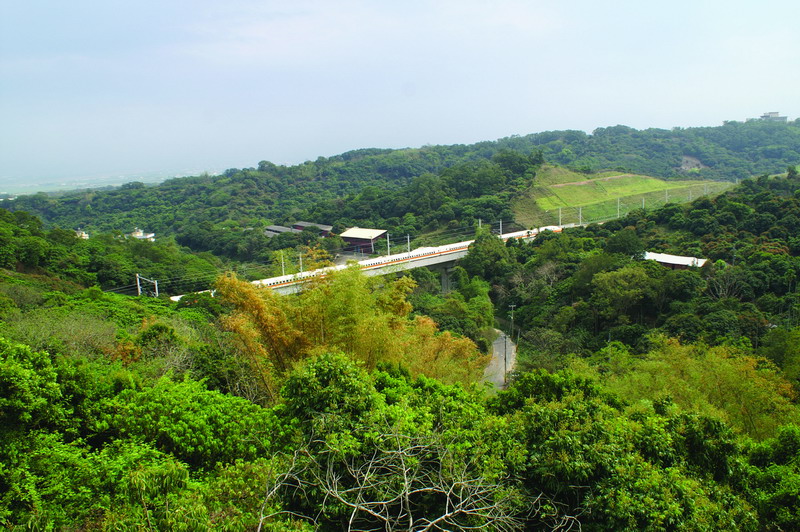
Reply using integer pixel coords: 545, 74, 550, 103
571, 336, 799, 439
215, 269, 489, 402
215, 273, 308, 401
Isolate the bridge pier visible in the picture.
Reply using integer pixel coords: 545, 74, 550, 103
429, 263, 456, 294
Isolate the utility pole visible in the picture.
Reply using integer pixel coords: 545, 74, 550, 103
280, 251, 285, 276
579, 207, 583, 226
136, 274, 159, 297
299, 254, 303, 273
558, 207, 562, 226
407, 234, 411, 253
504, 304, 516, 386
499, 219, 503, 235
387, 233, 390, 256
503, 334, 507, 386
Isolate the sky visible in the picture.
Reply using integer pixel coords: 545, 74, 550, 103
1, 0, 799, 192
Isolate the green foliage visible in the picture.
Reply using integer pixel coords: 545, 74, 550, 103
3, 140, 800, 528
570, 337, 800, 440
0, 337, 63, 432
744, 425, 800, 529
488, 368, 618, 414
591, 263, 654, 324
282, 351, 379, 436
490, 369, 760, 530
106, 376, 287, 468
1, 324, 799, 529
0, 207, 223, 294
458, 226, 511, 283
605, 227, 645, 257
408, 266, 496, 352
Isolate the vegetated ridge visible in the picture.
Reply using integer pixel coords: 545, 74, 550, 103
3, 164, 800, 528
3, 119, 798, 264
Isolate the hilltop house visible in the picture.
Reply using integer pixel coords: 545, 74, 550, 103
747, 111, 788, 123
129, 228, 155, 242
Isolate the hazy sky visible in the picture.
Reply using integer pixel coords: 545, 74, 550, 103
1, 0, 798, 190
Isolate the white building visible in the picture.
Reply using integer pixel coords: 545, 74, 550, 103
129, 228, 155, 242
644, 251, 707, 270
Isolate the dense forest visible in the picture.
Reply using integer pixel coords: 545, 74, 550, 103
3, 166, 800, 528
0, 209, 228, 294
3, 120, 800, 529
3, 119, 799, 264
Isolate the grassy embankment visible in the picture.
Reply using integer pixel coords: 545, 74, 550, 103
512, 166, 734, 227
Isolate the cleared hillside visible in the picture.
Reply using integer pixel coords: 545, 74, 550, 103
512, 166, 734, 227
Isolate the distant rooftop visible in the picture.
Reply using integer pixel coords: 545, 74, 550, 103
293, 221, 333, 232
265, 225, 298, 233
644, 251, 707, 268
340, 227, 387, 240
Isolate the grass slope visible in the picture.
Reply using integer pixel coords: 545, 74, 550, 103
513, 166, 734, 227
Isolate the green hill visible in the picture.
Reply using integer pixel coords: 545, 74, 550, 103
513, 166, 735, 226
4, 173, 800, 529
3, 119, 798, 262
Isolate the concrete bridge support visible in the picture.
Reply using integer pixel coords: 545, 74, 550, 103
429, 263, 457, 294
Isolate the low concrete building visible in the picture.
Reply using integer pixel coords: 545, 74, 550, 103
644, 251, 707, 270
747, 111, 789, 123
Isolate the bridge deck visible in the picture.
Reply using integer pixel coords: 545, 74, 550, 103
170, 227, 562, 300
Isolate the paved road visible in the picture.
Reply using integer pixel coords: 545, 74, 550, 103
484, 329, 516, 389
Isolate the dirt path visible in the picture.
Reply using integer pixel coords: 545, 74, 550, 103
549, 174, 634, 188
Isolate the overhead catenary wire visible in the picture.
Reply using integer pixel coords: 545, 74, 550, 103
104, 220, 522, 295
103, 218, 525, 296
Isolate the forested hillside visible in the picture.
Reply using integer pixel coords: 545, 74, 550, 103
3, 119, 800, 529
0, 209, 230, 293
4, 119, 799, 263
493, 171, 800, 361
3, 169, 800, 528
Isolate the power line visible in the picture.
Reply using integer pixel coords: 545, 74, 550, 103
102, 218, 526, 296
